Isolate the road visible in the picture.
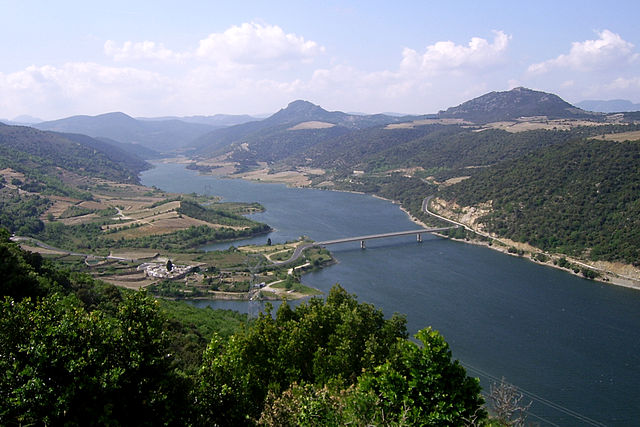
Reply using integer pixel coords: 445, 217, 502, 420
273, 225, 456, 266
10, 236, 135, 261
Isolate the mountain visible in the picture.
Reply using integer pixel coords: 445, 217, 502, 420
95, 137, 163, 160
0, 115, 44, 126
0, 122, 149, 184
137, 114, 259, 127
11, 115, 43, 124
191, 100, 420, 159
437, 87, 597, 123
576, 99, 640, 113
438, 137, 640, 265
34, 112, 216, 152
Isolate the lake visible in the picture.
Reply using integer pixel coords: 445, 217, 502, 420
142, 162, 640, 426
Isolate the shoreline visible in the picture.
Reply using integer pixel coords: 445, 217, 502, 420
155, 161, 640, 292
334, 190, 640, 292
417, 198, 640, 291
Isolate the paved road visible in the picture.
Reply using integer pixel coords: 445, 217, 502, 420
317, 227, 453, 245
10, 236, 134, 261
273, 225, 456, 266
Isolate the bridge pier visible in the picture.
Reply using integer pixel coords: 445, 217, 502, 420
417, 233, 422, 243
360, 240, 366, 249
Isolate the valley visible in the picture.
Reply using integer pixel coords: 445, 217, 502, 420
5, 5, 640, 424
2, 86, 640, 425
1, 162, 328, 301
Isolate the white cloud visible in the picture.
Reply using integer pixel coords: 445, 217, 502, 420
528, 30, 638, 73
195, 22, 325, 64
606, 76, 640, 90
300, 32, 512, 113
104, 40, 181, 62
400, 30, 510, 75
0, 27, 519, 118
0, 63, 172, 118
102, 22, 324, 72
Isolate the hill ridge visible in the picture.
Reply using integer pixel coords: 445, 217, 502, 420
437, 87, 598, 123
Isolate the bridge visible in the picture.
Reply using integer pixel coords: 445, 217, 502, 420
274, 226, 457, 266
317, 227, 455, 248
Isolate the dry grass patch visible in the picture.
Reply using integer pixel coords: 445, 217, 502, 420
43, 199, 75, 219
288, 121, 336, 130
591, 130, 640, 142
234, 168, 311, 187
0, 168, 25, 182
385, 118, 469, 129
109, 250, 159, 260
482, 118, 617, 133
18, 244, 68, 256
102, 277, 156, 290
59, 213, 99, 226
78, 200, 109, 210
107, 214, 245, 239
442, 176, 471, 186
122, 200, 182, 220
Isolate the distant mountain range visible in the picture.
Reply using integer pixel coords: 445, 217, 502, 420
5, 115, 44, 125
189, 87, 615, 169
575, 99, 640, 113
13, 87, 629, 158
3, 86, 639, 267
190, 100, 422, 161
136, 113, 259, 128
33, 112, 217, 153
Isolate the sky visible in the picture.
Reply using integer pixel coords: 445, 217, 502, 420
1, 0, 640, 120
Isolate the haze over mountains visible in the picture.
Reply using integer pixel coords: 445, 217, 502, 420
1, 85, 640, 268
3, 88, 633, 168
33, 112, 216, 153
0, 88, 634, 161
187, 87, 631, 170
576, 99, 640, 113
136, 114, 259, 128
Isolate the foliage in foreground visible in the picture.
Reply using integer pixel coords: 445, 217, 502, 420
196, 287, 485, 425
1, 229, 486, 425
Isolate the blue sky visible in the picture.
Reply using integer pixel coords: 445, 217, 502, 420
1, 0, 639, 119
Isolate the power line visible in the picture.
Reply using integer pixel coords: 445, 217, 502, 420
463, 362, 606, 427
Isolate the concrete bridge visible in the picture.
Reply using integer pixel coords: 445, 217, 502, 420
273, 226, 457, 266
317, 227, 455, 248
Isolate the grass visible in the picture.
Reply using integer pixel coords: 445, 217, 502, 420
271, 278, 323, 295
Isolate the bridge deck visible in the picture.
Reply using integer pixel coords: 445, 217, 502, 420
317, 227, 455, 245
273, 226, 456, 266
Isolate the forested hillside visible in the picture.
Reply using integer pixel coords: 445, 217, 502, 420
224, 124, 351, 164
0, 231, 486, 425
0, 123, 149, 183
439, 139, 640, 264
295, 125, 579, 177
191, 100, 418, 158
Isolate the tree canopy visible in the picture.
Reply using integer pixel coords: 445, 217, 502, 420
1, 230, 486, 425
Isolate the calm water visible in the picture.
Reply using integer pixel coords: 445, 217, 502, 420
142, 162, 640, 426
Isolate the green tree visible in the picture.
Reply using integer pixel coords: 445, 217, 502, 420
196, 285, 408, 425
0, 292, 189, 426
356, 327, 486, 425
258, 329, 486, 426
